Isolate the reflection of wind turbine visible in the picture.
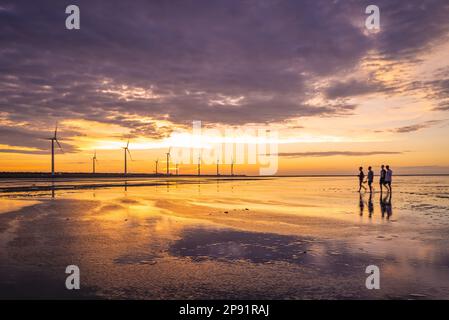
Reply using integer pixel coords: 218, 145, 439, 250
122, 139, 132, 175
92, 150, 98, 174
47, 123, 63, 176
166, 147, 171, 175
154, 159, 159, 175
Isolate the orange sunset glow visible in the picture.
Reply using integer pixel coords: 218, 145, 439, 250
0, 1, 448, 176
2, 0, 449, 303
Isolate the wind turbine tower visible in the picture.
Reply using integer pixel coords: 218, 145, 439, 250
155, 159, 159, 175
166, 148, 171, 175
216, 158, 220, 176
47, 123, 63, 176
122, 139, 132, 175
92, 150, 98, 174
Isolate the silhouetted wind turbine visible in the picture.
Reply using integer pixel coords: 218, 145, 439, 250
197, 153, 201, 176
122, 139, 132, 175
92, 150, 98, 174
231, 157, 234, 176
175, 162, 179, 175
166, 147, 171, 175
47, 123, 63, 176
216, 158, 220, 176
154, 159, 159, 175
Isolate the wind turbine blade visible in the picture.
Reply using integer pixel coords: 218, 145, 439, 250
127, 149, 133, 161
55, 139, 64, 153
54, 123, 58, 138
126, 139, 130, 148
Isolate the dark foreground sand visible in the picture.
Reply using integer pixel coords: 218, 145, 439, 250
1, 176, 449, 299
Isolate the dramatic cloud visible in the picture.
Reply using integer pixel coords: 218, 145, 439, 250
278, 151, 404, 158
0, 0, 448, 144
435, 104, 449, 111
405, 78, 449, 111
324, 79, 391, 99
393, 120, 444, 133
0, 126, 78, 154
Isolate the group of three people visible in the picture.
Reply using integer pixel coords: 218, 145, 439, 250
358, 165, 393, 193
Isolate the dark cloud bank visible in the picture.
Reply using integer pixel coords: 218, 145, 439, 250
0, 0, 449, 152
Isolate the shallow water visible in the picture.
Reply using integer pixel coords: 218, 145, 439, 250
0, 176, 448, 299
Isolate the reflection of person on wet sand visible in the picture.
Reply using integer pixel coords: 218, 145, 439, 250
385, 193, 392, 219
368, 193, 374, 218
359, 193, 365, 216
380, 192, 392, 220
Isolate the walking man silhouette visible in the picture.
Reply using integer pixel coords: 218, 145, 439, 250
385, 165, 393, 192
367, 166, 374, 193
358, 167, 367, 192
379, 165, 386, 193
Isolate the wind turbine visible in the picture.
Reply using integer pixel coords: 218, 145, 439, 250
92, 150, 98, 174
175, 162, 179, 175
122, 139, 132, 175
216, 158, 220, 176
166, 147, 171, 175
231, 157, 234, 176
197, 153, 201, 176
47, 123, 63, 176
154, 159, 159, 175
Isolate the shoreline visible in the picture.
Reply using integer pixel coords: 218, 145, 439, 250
0, 176, 269, 194
1, 173, 448, 194
1, 172, 449, 179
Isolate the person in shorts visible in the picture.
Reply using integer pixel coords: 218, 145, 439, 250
385, 165, 393, 192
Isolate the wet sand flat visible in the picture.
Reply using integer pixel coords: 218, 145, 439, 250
0, 176, 449, 299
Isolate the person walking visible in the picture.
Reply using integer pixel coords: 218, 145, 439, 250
367, 166, 374, 193
379, 165, 387, 193
358, 167, 367, 192
385, 165, 393, 192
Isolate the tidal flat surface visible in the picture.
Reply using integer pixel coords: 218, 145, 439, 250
0, 176, 448, 299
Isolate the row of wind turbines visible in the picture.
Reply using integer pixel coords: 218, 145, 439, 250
48, 124, 236, 176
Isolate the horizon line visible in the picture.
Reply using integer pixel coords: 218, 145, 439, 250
1, 172, 449, 178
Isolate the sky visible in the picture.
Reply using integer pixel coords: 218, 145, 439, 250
0, 0, 449, 175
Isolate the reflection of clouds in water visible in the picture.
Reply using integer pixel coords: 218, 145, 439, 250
168, 227, 384, 276
166, 226, 449, 297
169, 228, 304, 264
